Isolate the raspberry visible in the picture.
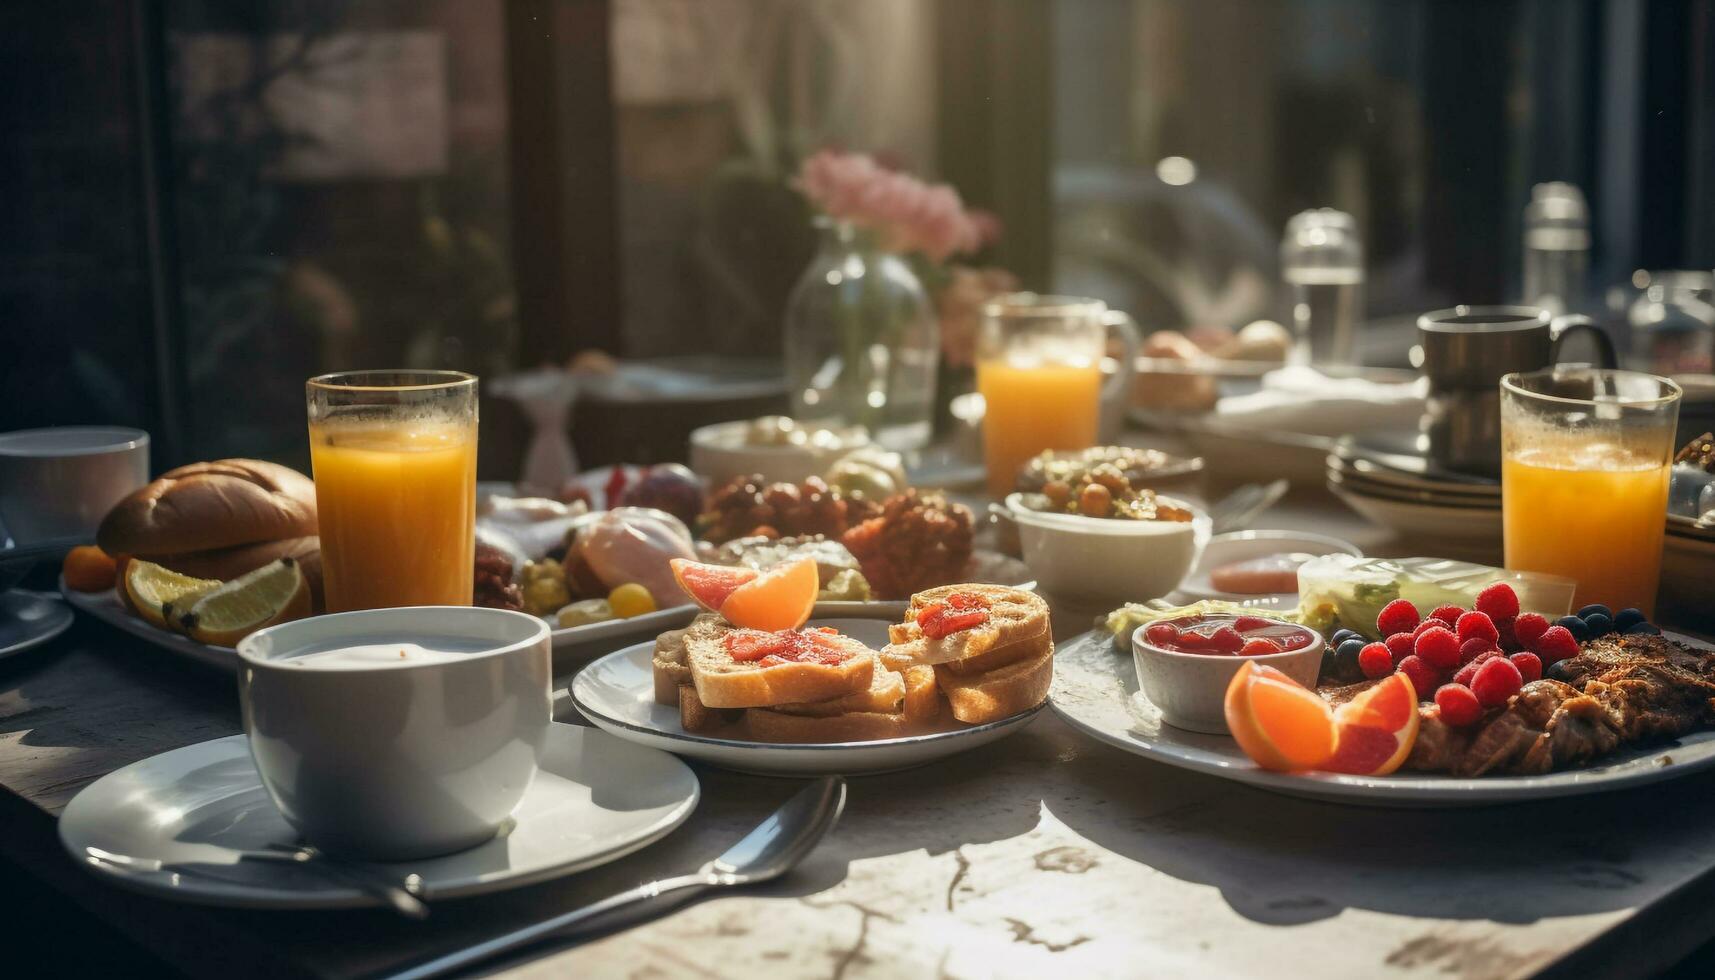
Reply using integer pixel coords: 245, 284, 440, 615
1455, 610, 1499, 646
1358, 642, 1394, 678
1430, 604, 1465, 627
1144, 623, 1180, 647
1240, 638, 1281, 656
1385, 632, 1416, 663
1435, 683, 1485, 727
1234, 615, 1274, 633
1532, 624, 1580, 664
1452, 661, 1479, 688
1510, 651, 1542, 683
1396, 655, 1441, 699
1207, 626, 1243, 653
1411, 618, 1445, 642
1513, 612, 1551, 649
1376, 599, 1420, 638
1475, 582, 1521, 621
1413, 626, 1461, 669
1458, 637, 1496, 665
1471, 656, 1524, 707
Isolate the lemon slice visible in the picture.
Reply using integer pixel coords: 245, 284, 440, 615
181, 558, 310, 647
125, 560, 221, 630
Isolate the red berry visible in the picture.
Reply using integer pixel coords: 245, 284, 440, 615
1145, 623, 1180, 647
1475, 582, 1521, 622
1396, 655, 1441, 699
1240, 638, 1281, 656
1532, 625, 1580, 664
1452, 661, 1479, 688
1455, 611, 1499, 646
1510, 651, 1542, 683
1413, 626, 1461, 669
1358, 642, 1394, 678
1457, 637, 1495, 665
1233, 615, 1273, 633
1495, 617, 1520, 652
1430, 604, 1465, 627
1471, 656, 1524, 707
1376, 599, 1420, 638
1208, 626, 1244, 653
1385, 632, 1416, 663
1435, 683, 1485, 727
1513, 612, 1551, 648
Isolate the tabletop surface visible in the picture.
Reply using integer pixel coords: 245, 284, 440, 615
5, 494, 1715, 980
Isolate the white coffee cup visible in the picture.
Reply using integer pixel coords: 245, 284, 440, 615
0, 427, 149, 545
236, 606, 553, 861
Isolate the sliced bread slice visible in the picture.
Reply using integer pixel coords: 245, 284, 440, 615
652, 626, 692, 706
743, 707, 911, 743
936, 631, 1051, 677
883, 584, 1050, 666
685, 616, 876, 709
770, 667, 906, 717
933, 642, 1054, 725
900, 664, 943, 723
678, 682, 742, 733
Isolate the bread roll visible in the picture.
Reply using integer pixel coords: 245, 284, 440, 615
99, 459, 317, 556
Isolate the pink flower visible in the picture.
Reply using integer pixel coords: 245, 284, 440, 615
793, 149, 998, 264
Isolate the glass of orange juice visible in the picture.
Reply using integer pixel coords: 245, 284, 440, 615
307, 371, 478, 612
1501, 367, 1681, 616
976, 294, 1138, 497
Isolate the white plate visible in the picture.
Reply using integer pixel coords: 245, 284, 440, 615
61, 578, 701, 672
1170, 529, 1363, 610
1327, 481, 1503, 541
0, 590, 74, 661
570, 617, 1044, 776
1327, 454, 1500, 502
1048, 628, 1715, 807
58, 724, 698, 909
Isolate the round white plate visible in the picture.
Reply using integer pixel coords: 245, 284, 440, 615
1328, 481, 1502, 541
1049, 628, 1715, 807
571, 617, 1044, 776
0, 590, 74, 661
59, 724, 698, 909
1170, 529, 1362, 610
1327, 454, 1499, 502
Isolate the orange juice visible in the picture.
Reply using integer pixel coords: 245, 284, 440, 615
310, 422, 477, 611
977, 359, 1102, 497
1502, 445, 1669, 616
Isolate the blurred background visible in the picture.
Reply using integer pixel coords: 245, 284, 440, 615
5, 0, 1712, 474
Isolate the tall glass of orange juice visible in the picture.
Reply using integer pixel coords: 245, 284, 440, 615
1501, 367, 1680, 616
307, 371, 478, 612
977, 294, 1138, 497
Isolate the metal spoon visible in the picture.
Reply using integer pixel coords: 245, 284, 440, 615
83, 843, 428, 919
384, 775, 848, 980
1209, 479, 1289, 534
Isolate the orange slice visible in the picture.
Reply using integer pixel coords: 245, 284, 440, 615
670, 559, 759, 612
717, 557, 818, 632
1223, 661, 1335, 772
1324, 672, 1421, 776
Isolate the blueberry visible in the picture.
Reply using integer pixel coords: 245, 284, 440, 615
1557, 615, 1593, 642
1583, 613, 1615, 637
1577, 603, 1614, 621
1337, 637, 1367, 660
1332, 629, 1358, 645
1625, 621, 1662, 635
1614, 608, 1646, 631
1544, 658, 1577, 683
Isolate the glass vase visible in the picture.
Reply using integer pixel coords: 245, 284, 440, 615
783, 219, 938, 450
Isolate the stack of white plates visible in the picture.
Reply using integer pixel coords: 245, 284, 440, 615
1324, 434, 1501, 540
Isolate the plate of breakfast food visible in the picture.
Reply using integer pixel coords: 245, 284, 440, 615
1051, 563, 1715, 806
571, 562, 1054, 775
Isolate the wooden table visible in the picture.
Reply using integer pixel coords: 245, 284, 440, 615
5, 498, 1715, 980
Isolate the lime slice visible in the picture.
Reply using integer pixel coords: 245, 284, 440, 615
182, 558, 309, 647
125, 560, 221, 630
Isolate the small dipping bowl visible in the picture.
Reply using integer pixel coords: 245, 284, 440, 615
236, 606, 553, 861
1005, 492, 1210, 606
1131, 614, 1323, 734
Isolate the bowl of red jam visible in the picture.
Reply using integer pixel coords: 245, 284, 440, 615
1130, 614, 1323, 733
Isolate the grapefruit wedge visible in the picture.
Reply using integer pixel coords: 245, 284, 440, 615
719, 557, 818, 632
1324, 673, 1420, 776
670, 559, 758, 612
1223, 662, 1335, 772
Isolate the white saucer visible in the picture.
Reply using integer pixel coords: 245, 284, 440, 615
1328, 480, 1502, 541
571, 617, 1045, 776
0, 590, 74, 661
59, 724, 698, 909
1170, 529, 1362, 610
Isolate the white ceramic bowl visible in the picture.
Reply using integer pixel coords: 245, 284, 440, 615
1131, 619, 1324, 733
1172, 529, 1363, 608
0, 426, 149, 545
689, 419, 868, 486
1005, 492, 1210, 605
236, 607, 553, 861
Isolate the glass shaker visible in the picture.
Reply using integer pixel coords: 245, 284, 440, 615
1281, 209, 1364, 368
1522, 182, 1590, 316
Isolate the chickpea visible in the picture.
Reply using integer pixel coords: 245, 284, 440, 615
1078, 481, 1113, 517
1042, 480, 1073, 509
1089, 464, 1129, 495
